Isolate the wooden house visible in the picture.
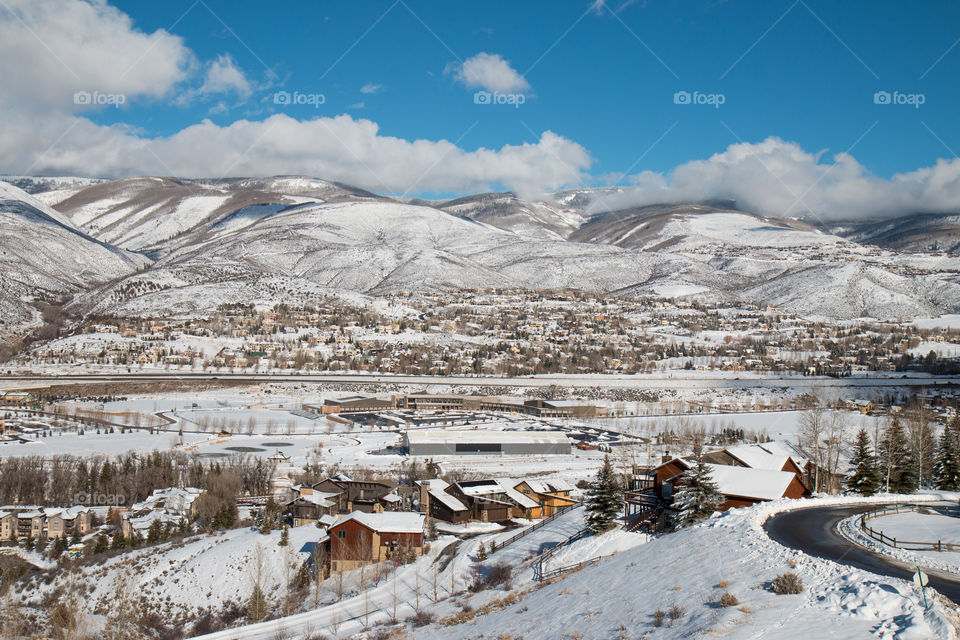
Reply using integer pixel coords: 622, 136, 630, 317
328, 511, 425, 573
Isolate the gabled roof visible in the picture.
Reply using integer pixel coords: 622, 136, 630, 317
495, 478, 539, 509
705, 464, 797, 501
724, 444, 791, 472
331, 511, 425, 534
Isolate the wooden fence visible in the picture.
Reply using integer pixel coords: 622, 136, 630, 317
488, 502, 581, 554
859, 503, 960, 552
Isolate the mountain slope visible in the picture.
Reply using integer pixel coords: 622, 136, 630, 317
833, 213, 960, 256
437, 192, 585, 240
0, 181, 147, 334
47, 176, 382, 256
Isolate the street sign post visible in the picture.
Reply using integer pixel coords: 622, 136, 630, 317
913, 566, 929, 608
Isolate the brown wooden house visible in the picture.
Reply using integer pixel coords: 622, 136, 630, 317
328, 511, 425, 573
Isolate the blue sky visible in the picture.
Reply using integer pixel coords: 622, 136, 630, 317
103, 0, 959, 180
2, 0, 959, 214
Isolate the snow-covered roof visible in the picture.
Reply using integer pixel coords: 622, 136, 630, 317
523, 478, 575, 494
126, 510, 183, 531
758, 440, 810, 468
705, 464, 797, 501
132, 487, 204, 514
405, 429, 570, 445
382, 492, 401, 503
495, 479, 539, 509
724, 444, 790, 472
318, 514, 338, 528
296, 492, 337, 508
429, 487, 468, 512
332, 511, 424, 534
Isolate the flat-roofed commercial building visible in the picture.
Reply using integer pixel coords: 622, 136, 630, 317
403, 429, 571, 456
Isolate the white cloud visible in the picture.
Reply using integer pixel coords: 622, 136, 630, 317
590, 137, 960, 219
1, 111, 591, 195
0, 1, 584, 195
199, 54, 251, 98
360, 83, 382, 94
448, 52, 531, 93
0, 0, 191, 112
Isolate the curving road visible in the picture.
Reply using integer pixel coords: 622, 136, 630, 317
764, 504, 960, 604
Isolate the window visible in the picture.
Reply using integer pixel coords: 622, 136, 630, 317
455, 442, 501, 453
337, 530, 346, 539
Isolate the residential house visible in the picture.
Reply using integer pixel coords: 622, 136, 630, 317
311, 475, 397, 513
328, 511, 425, 573
514, 478, 577, 517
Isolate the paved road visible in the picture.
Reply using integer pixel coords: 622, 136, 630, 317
2, 371, 959, 390
764, 504, 960, 604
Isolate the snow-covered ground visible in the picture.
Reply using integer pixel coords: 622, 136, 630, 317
839, 499, 960, 577
412, 496, 957, 640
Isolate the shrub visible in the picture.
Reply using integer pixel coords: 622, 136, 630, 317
718, 592, 739, 607
485, 561, 513, 589
771, 572, 804, 595
406, 610, 436, 627
667, 604, 685, 620
652, 609, 666, 627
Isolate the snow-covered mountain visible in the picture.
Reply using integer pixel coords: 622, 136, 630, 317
3, 175, 960, 323
0, 181, 147, 335
436, 192, 585, 240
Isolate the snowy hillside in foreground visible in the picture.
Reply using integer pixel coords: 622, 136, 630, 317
414, 497, 956, 640
0, 181, 147, 334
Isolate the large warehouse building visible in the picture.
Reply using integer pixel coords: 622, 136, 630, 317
404, 429, 572, 456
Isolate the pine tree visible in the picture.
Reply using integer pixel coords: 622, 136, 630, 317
879, 419, 914, 493
934, 420, 960, 490
278, 526, 289, 547
671, 448, 724, 528
475, 541, 487, 561
426, 518, 439, 541
845, 428, 881, 496
585, 455, 623, 534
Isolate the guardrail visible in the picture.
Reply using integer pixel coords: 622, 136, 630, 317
859, 503, 960, 552
488, 502, 581, 554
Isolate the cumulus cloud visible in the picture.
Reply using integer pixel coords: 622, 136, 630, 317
0, 1, 585, 195
0, 0, 191, 112
198, 54, 251, 98
589, 137, 960, 220
448, 52, 531, 93
360, 83, 382, 94
1, 111, 590, 195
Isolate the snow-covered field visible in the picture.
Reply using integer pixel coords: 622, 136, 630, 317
839, 501, 960, 577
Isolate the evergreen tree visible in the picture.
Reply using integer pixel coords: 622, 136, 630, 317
845, 428, 881, 496
475, 541, 487, 561
248, 585, 268, 622
278, 526, 289, 547
879, 419, 914, 493
146, 519, 163, 544
585, 455, 623, 534
426, 518, 439, 541
934, 420, 960, 491
110, 532, 125, 552
92, 534, 108, 555
671, 448, 724, 528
